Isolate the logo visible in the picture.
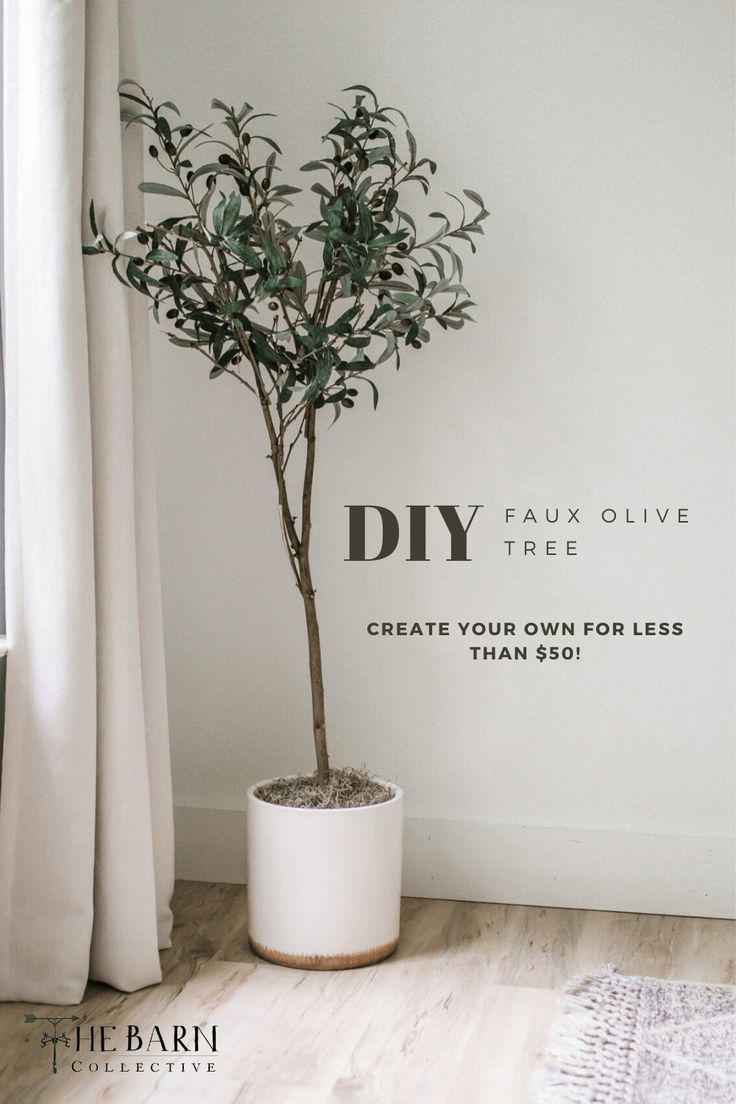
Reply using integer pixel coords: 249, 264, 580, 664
22, 1015, 219, 1076
24, 1013, 81, 1074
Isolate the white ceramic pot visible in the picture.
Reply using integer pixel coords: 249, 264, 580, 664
246, 778, 403, 969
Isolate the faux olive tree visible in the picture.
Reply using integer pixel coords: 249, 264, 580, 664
85, 82, 487, 784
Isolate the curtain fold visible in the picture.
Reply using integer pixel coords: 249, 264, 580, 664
0, 0, 174, 1003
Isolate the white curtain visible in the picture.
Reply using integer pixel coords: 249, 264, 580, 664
0, 0, 174, 1003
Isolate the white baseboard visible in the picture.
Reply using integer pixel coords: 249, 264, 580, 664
173, 805, 735, 919
175, 806, 248, 885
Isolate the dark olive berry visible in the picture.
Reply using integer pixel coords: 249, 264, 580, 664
378, 269, 391, 280
341, 397, 355, 408
397, 242, 408, 252
242, 133, 251, 145
148, 145, 159, 158
187, 170, 194, 182
165, 308, 178, 319
174, 319, 184, 328
206, 174, 216, 189
357, 157, 369, 173
180, 125, 193, 137
136, 232, 149, 245
238, 181, 249, 195
218, 153, 232, 165
133, 257, 144, 266
268, 301, 278, 311
165, 142, 177, 158
347, 388, 358, 397
411, 340, 422, 349
392, 263, 404, 275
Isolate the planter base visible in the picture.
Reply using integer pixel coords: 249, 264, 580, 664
249, 936, 399, 970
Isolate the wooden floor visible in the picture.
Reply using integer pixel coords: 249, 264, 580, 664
1, 882, 734, 1103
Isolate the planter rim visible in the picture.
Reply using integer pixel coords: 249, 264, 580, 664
246, 775, 403, 813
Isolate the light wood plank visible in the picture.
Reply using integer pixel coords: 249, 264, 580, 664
0, 882, 733, 1104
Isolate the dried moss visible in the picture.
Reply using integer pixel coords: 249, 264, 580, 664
254, 767, 394, 810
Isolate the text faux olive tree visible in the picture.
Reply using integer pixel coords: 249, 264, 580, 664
86, 82, 488, 783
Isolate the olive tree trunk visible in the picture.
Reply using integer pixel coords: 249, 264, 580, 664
241, 339, 330, 782
296, 403, 330, 781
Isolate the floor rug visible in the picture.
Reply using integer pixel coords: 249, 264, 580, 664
537, 964, 736, 1103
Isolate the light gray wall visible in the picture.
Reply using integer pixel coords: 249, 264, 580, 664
123, 1, 734, 912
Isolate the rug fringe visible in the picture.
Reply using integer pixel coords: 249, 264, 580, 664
535, 963, 632, 1104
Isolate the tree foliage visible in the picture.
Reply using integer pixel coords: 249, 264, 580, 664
85, 81, 488, 423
